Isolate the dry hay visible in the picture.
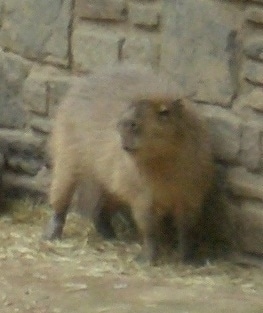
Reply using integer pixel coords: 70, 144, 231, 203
0, 198, 262, 294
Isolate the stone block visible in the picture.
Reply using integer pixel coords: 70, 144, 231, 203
23, 66, 70, 116
0, 50, 32, 128
48, 76, 71, 108
0, 130, 45, 177
243, 36, 263, 61
201, 106, 241, 162
7, 156, 43, 176
227, 166, 263, 201
0, 129, 44, 159
72, 24, 123, 72
30, 117, 52, 134
0, 0, 72, 66
232, 91, 263, 126
128, 2, 160, 28
239, 122, 262, 170
243, 59, 263, 84
238, 200, 263, 256
0, 0, 4, 28
122, 36, 160, 67
2, 171, 49, 198
226, 198, 263, 257
236, 89, 263, 113
245, 6, 263, 24
23, 76, 48, 115
75, 0, 127, 21
161, 0, 243, 106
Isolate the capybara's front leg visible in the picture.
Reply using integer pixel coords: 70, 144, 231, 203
131, 196, 159, 265
137, 230, 159, 265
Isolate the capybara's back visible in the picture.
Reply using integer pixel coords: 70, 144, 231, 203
43, 65, 214, 264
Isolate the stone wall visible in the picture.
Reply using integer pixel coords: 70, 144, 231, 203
0, 0, 263, 258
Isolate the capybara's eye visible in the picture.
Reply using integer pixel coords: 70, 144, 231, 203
130, 121, 137, 129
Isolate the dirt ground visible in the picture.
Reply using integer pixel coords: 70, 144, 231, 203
0, 200, 262, 313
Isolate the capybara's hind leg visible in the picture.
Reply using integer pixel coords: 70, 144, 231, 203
42, 164, 76, 240
77, 181, 116, 239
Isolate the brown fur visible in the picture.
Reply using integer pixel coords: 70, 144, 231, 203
43, 65, 215, 264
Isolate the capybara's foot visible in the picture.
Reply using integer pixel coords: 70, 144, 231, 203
42, 213, 66, 240
135, 251, 158, 266
135, 241, 159, 266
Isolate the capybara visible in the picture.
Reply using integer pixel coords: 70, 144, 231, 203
43, 65, 215, 264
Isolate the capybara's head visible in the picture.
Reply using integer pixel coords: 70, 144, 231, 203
117, 97, 186, 156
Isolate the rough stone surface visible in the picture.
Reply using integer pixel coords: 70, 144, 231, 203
23, 66, 70, 116
128, 2, 160, 28
0, 50, 32, 128
200, 106, 241, 162
161, 0, 243, 106
75, 0, 127, 21
239, 122, 262, 170
236, 89, 263, 113
0, 0, 4, 28
243, 36, 263, 61
0, 0, 72, 65
232, 91, 263, 126
30, 117, 52, 134
239, 200, 263, 256
23, 75, 48, 116
7, 156, 43, 176
243, 59, 263, 84
72, 24, 123, 71
2, 171, 48, 198
0, 129, 45, 177
227, 167, 263, 201
0, 130, 44, 159
47, 75, 71, 114
245, 6, 263, 24
122, 36, 159, 66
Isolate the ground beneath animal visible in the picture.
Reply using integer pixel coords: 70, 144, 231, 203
0, 199, 262, 313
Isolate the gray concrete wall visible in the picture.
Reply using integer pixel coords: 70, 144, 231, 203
0, 0, 263, 257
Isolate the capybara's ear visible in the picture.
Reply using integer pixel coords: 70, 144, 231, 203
159, 103, 168, 114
